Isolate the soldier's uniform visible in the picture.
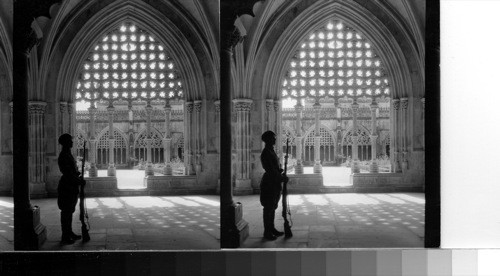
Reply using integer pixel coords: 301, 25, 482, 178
260, 145, 283, 236
57, 148, 82, 240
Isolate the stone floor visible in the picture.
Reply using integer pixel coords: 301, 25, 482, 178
236, 193, 425, 248
0, 195, 220, 251
0, 192, 425, 251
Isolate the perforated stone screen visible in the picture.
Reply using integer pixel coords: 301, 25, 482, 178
282, 20, 390, 102
75, 22, 183, 108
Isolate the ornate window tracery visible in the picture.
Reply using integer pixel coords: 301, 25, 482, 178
304, 127, 336, 164
341, 128, 372, 161
282, 20, 390, 104
75, 22, 183, 109
134, 129, 164, 164
96, 129, 128, 167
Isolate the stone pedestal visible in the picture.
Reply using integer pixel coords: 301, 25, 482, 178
233, 179, 253, 195
221, 202, 249, 248
15, 206, 47, 250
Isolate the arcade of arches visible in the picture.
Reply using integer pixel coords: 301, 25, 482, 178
1, 0, 427, 249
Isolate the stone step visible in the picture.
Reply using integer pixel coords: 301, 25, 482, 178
116, 189, 150, 197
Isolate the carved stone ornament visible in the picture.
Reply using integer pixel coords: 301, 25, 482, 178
273, 101, 280, 112
401, 98, 409, 110
28, 102, 47, 115
59, 102, 67, 113
194, 101, 202, 112
266, 100, 273, 111
393, 99, 400, 110
214, 101, 220, 112
185, 102, 194, 113
222, 27, 243, 51
234, 100, 253, 112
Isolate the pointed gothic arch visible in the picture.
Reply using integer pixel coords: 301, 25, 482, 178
340, 125, 372, 161
134, 126, 164, 164
95, 126, 129, 168
303, 124, 337, 165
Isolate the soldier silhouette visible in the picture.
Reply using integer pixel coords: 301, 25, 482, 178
57, 133, 86, 244
260, 131, 288, 240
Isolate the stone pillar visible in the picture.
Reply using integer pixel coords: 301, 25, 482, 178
401, 98, 409, 170
9, 102, 13, 152
88, 105, 98, 177
313, 102, 322, 173
294, 103, 304, 174
194, 100, 203, 173
28, 101, 47, 198
421, 97, 425, 150
13, 33, 47, 249
392, 99, 402, 173
369, 102, 379, 173
107, 106, 116, 176
351, 102, 360, 173
163, 104, 172, 175
145, 104, 154, 176
59, 102, 67, 135
185, 102, 195, 175
265, 99, 274, 131
215, 101, 221, 193
220, 24, 249, 248
67, 102, 74, 136
233, 99, 253, 195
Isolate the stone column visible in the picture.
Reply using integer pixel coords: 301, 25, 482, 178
9, 102, 13, 152
194, 100, 203, 173
392, 99, 402, 173
273, 101, 282, 161
421, 97, 425, 150
265, 99, 274, 131
401, 98, 409, 170
185, 102, 195, 175
369, 102, 379, 173
313, 102, 322, 173
107, 106, 116, 176
145, 104, 154, 176
162, 104, 172, 175
67, 102, 74, 136
88, 105, 98, 177
351, 102, 360, 173
294, 103, 304, 174
233, 99, 253, 195
59, 102, 67, 135
28, 101, 47, 198
215, 101, 221, 193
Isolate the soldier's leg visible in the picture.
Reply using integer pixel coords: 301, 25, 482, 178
60, 209, 75, 244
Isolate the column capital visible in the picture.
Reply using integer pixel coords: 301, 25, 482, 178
164, 102, 172, 111
370, 102, 378, 111
421, 97, 425, 109
194, 100, 202, 112
59, 102, 67, 113
67, 103, 74, 114
28, 101, 47, 114
233, 99, 253, 112
265, 99, 274, 111
214, 100, 220, 112
392, 98, 400, 110
185, 102, 194, 113
351, 102, 359, 111
273, 101, 280, 112
400, 97, 409, 110
313, 101, 321, 111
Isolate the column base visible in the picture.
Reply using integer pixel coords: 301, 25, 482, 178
89, 165, 98, 177
351, 160, 360, 173
369, 161, 379, 173
15, 206, 47, 250
234, 179, 253, 195
402, 160, 409, 171
145, 162, 154, 176
107, 164, 116, 176
313, 161, 322, 174
221, 202, 249, 248
163, 163, 172, 175
186, 164, 196, 175
29, 182, 47, 199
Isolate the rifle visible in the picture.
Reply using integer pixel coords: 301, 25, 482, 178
282, 138, 293, 238
79, 141, 90, 242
